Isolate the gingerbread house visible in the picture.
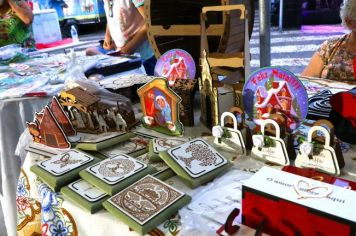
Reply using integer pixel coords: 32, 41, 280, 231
255, 81, 294, 119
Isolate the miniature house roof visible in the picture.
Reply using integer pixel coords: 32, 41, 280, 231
256, 81, 293, 108
64, 87, 100, 107
164, 57, 186, 77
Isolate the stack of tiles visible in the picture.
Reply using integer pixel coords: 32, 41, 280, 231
103, 175, 191, 235
159, 138, 232, 188
30, 149, 100, 192
79, 154, 156, 195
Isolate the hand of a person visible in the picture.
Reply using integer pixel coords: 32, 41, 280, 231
103, 38, 115, 50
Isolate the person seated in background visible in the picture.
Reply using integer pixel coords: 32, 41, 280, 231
0, 0, 34, 47
301, 0, 356, 81
86, 0, 156, 75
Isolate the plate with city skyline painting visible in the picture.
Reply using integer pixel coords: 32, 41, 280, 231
242, 67, 308, 131
154, 49, 196, 86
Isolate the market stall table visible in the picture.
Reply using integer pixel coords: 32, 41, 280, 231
0, 53, 147, 236
15, 77, 356, 235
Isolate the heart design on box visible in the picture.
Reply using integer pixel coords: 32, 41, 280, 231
293, 179, 332, 200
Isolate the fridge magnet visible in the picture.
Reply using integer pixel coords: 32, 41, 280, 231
295, 120, 345, 175
79, 154, 156, 195
251, 119, 290, 166
148, 137, 190, 162
242, 67, 308, 131
103, 175, 191, 235
160, 138, 232, 188
137, 77, 184, 136
154, 49, 196, 86
27, 106, 71, 149
212, 111, 246, 155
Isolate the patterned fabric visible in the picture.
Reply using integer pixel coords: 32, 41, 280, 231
317, 33, 355, 81
16, 169, 78, 236
0, 9, 34, 48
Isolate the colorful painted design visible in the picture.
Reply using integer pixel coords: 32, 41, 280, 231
17, 169, 41, 234
243, 67, 308, 131
138, 78, 183, 136
36, 179, 77, 236
154, 49, 196, 86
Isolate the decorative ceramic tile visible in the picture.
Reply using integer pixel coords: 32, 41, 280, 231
68, 179, 107, 202
135, 153, 170, 175
152, 137, 189, 154
108, 175, 184, 225
38, 150, 94, 176
86, 154, 147, 185
167, 138, 228, 178
100, 136, 150, 157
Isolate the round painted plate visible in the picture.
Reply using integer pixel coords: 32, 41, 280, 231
154, 49, 196, 86
242, 67, 308, 131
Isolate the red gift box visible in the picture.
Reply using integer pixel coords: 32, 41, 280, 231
242, 167, 356, 236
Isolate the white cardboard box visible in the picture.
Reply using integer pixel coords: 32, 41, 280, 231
243, 166, 356, 223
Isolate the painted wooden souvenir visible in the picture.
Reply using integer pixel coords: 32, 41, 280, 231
243, 67, 308, 132
154, 49, 196, 86
50, 96, 76, 136
137, 77, 184, 136
103, 175, 191, 235
199, 4, 250, 128
251, 119, 290, 166
59, 87, 136, 133
134, 153, 174, 181
27, 106, 71, 149
296, 120, 345, 175
212, 111, 246, 155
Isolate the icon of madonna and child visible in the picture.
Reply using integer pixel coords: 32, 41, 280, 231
138, 79, 183, 136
